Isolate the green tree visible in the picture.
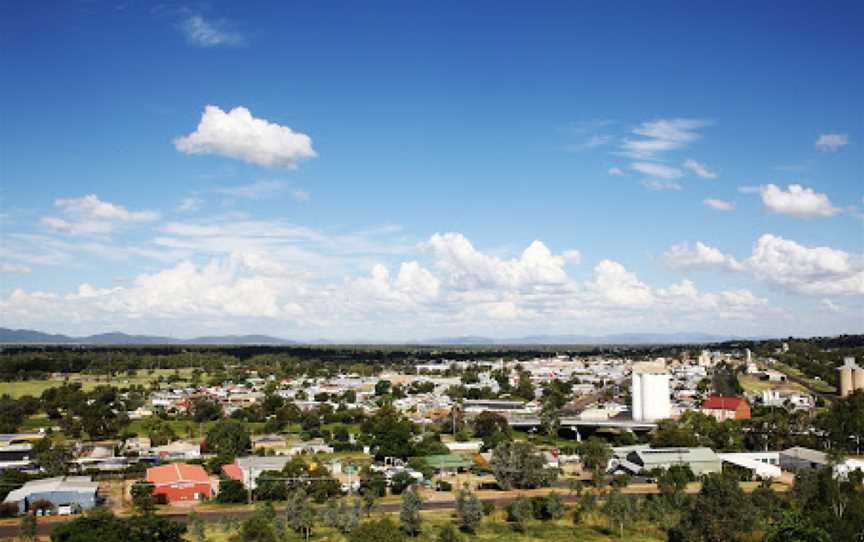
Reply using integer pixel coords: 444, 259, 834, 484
604, 488, 633, 540
130, 481, 156, 514
216, 479, 249, 504
670, 472, 756, 542
455, 488, 483, 533
50, 509, 186, 542
285, 488, 315, 539
490, 441, 556, 490
188, 510, 207, 542
348, 517, 406, 542
506, 497, 533, 532
400, 488, 423, 536
437, 524, 462, 542
472, 411, 512, 451
205, 419, 250, 458
20, 513, 37, 541
763, 511, 831, 542
579, 437, 612, 476
657, 465, 695, 506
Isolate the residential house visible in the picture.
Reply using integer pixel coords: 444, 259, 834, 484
146, 463, 212, 503
701, 396, 751, 421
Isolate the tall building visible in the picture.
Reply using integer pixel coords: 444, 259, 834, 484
631, 360, 671, 422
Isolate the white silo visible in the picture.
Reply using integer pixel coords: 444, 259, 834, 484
631, 373, 643, 421
631, 360, 671, 422
839, 357, 858, 398
641, 373, 671, 421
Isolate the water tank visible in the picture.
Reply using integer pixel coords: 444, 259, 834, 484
631, 373, 643, 421
839, 367, 854, 398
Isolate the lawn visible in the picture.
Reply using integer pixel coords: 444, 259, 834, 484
0, 369, 205, 399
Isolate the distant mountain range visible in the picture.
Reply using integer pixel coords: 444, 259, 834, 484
0, 327, 762, 346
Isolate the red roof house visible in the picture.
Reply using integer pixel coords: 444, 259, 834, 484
701, 396, 751, 421
146, 463, 212, 503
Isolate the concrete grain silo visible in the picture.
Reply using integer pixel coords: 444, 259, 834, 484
631, 360, 671, 422
838, 357, 860, 398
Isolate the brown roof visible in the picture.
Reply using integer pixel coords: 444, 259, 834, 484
147, 463, 210, 485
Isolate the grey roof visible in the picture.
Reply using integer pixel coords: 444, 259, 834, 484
634, 447, 720, 465
236, 456, 292, 471
781, 446, 828, 465
3, 476, 98, 504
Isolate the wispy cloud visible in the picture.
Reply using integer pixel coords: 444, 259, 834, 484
703, 198, 735, 211
619, 118, 711, 160
631, 162, 683, 179
177, 197, 203, 213
683, 159, 717, 179
815, 133, 849, 152
642, 180, 682, 191
608, 167, 625, 176
216, 180, 289, 200
181, 15, 243, 48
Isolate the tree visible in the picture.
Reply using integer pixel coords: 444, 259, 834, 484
50, 509, 186, 542
130, 481, 155, 514
542, 492, 566, 520
400, 488, 423, 536
763, 511, 831, 542
361, 405, 416, 459
390, 471, 414, 495
579, 437, 612, 476
506, 497, 533, 532
472, 411, 512, 451
670, 472, 755, 542
490, 441, 556, 490
348, 517, 406, 542
657, 465, 695, 506
604, 488, 633, 540
190, 398, 223, 422
216, 479, 249, 504
20, 513, 37, 541
205, 419, 250, 458
188, 510, 207, 542
455, 488, 483, 533
514, 371, 535, 401
35, 443, 72, 477
231, 513, 278, 542
437, 524, 462, 542
285, 488, 315, 539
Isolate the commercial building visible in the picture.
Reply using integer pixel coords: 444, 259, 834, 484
3, 476, 99, 515
146, 463, 212, 503
609, 446, 722, 476
701, 396, 751, 421
631, 361, 671, 422
223, 456, 292, 490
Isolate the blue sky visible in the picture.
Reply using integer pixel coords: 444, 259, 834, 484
0, 1, 861, 340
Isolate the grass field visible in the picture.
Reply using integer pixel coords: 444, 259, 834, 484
0, 369, 205, 399
191, 510, 665, 542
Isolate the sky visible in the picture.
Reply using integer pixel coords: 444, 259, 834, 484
0, 1, 862, 341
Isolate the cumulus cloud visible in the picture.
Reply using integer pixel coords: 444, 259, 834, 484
41, 194, 158, 236
815, 133, 849, 152
758, 184, 840, 218
703, 198, 735, 211
425, 233, 571, 290
747, 234, 863, 296
620, 118, 710, 159
589, 260, 653, 306
174, 105, 316, 168
181, 15, 243, 47
664, 234, 863, 297
683, 159, 717, 179
631, 162, 683, 179
642, 180, 682, 191
664, 242, 744, 272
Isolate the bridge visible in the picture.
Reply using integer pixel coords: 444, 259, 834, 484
507, 416, 658, 432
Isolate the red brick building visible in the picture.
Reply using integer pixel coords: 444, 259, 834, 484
146, 463, 212, 503
701, 396, 751, 421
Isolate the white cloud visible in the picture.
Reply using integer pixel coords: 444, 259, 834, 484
291, 189, 311, 202
568, 134, 613, 151
620, 118, 710, 159
631, 162, 683, 179
683, 159, 717, 179
589, 260, 654, 306
41, 194, 158, 236
747, 234, 863, 296
608, 167, 625, 176
181, 15, 243, 47
174, 105, 316, 168
758, 184, 840, 218
664, 242, 744, 272
703, 198, 735, 211
177, 197, 203, 213
641, 180, 682, 191
0, 263, 31, 273
216, 180, 290, 200
425, 233, 570, 290
815, 133, 849, 152
562, 250, 582, 265
665, 234, 863, 297
820, 299, 842, 313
